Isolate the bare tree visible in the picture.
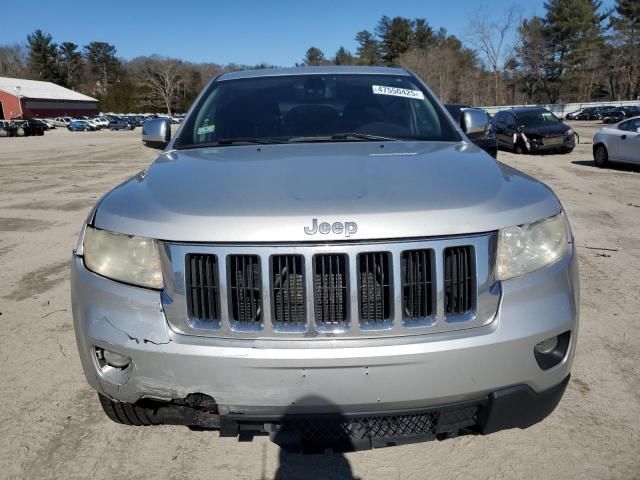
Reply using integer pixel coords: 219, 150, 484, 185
466, 4, 519, 105
0, 44, 28, 77
140, 57, 183, 114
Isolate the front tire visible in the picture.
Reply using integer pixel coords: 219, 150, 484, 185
593, 144, 608, 167
514, 142, 525, 154
98, 394, 156, 426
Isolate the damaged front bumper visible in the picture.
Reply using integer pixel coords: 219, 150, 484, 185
71, 241, 578, 422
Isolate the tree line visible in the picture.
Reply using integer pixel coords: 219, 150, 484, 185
303, 0, 639, 105
0, 0, 638, 112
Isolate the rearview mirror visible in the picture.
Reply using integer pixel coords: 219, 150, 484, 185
142, 118, 171, 149
461, 108, 490, 140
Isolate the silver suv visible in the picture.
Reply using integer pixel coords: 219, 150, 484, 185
71, 67, 579, 451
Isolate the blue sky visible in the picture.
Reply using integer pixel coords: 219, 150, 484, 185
0, 0, 615, 66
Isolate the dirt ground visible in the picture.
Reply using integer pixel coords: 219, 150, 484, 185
0, 122, 638, 480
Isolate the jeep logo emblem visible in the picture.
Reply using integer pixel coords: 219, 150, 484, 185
304, 218, 358, 238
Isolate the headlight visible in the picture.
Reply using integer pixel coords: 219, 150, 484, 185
83, 227, 163, 289
497, 213, 569, 281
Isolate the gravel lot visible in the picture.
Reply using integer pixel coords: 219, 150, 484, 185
0, 122, 639, 479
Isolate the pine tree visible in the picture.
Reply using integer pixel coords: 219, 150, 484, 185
84, 42, 121, 96
26, 30, 61, 82
544, 0, 606, 101
375, 16, 414, 64
58, 42, 83, 90
333, 47, 355, 65
302, 47, 326, 66
355, 31, 380, 65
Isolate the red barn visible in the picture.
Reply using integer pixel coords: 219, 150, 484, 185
0, 76, 99, 120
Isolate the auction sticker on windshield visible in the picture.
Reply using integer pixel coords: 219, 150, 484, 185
372, 85, 425, 100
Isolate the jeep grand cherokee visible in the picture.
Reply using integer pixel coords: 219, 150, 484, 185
71, 66, 579, 451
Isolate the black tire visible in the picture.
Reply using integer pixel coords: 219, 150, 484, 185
98, 394, 157, 426
593, 144, 608, 167
514, 142, 525, 154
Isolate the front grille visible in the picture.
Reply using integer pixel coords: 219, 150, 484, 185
444, 246, 475, 315
401, 249, 435, 320
358, 252, 391, 323
171, 235, 492, 338
313, 254, 348, 326
271, 255, 305, 324
186, 254, 220, 323
229, 255, 262, 323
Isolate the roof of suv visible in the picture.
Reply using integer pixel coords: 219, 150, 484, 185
217, 66, 411, 81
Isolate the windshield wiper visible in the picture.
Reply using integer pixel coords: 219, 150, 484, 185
288, 133, 400, 143
176, 138, 286, 149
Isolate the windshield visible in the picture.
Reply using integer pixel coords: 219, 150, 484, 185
517, 110, 561, 128
175, 74, 460, 149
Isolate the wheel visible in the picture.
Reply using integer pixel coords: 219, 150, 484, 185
16, 127, 25, 137
514, 142, 525, 154
593, 144, 608, 167
0, 128, 7, 137
98, 394, 157, 426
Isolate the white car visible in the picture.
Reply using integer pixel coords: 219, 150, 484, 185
81, 116, 102, 129
53, 116, 73, 127
593, 116, 640, 166
92, 116, 110, 129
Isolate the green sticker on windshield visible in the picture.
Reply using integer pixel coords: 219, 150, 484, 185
197, 124, 215, 135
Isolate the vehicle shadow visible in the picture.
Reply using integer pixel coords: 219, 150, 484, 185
271, 396, 360, 480
572, 160, 640, 173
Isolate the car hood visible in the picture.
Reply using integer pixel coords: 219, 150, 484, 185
94, 141, 560, 242
522, 123, 570, 138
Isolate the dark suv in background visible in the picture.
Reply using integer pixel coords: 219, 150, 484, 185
492, 107, 575, 154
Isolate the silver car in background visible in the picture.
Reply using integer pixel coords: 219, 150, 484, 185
71, 67, 579, 451
593, 116, 640, 167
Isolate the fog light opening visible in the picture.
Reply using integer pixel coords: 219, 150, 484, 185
95, 347, 131, 369
534, 331, 571, 370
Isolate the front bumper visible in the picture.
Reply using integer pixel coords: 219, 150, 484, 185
71, 247, 578, 422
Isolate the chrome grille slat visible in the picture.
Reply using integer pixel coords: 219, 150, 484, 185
401, 249, 435, 321
185, 254, 220, 325
314, 254, 348, 326
444, 246, 475, 316
229, 254, 262, 324
271, 255, 305, 325
163, 234, 497, 339
358, 252, 391, 324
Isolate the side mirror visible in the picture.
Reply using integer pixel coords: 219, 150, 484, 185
461, 108, 490, 140
142, 118, 171, 149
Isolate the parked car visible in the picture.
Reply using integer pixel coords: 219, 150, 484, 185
108, 119, 135, 131
28, 119, 51, 132
493, 107, 576, 154
593, 116, 640, 167
91, 116, 110, 129
13, 119, 45, 136
53, 116, 73, 127
602, 106, 640, 124
72, 67, 578, 451
0, 120, 18, 137
80, 116, 102, 129
38, 119, 56, 129
68, 120, 96, 131
445, 103, 498, 157
565, 108, 586, 120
